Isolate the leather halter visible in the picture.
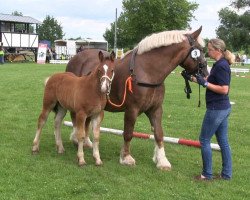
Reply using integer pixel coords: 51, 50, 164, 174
180, 35, 205, 106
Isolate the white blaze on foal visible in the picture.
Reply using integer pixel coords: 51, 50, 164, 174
101, 64, 109, 92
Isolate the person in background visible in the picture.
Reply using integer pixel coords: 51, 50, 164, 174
0, 46, 4, 64
191, 38, 235, 180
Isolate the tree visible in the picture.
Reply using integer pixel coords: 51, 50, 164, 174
216, 0, 250, 53
104, 0, 198, 49
12, 11, 23, 16
37, 15, 64, 47
231, 0, 250, 9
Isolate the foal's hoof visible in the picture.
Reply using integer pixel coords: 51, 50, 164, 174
77, 158, 86, 167
57, 147, 65, 154
95, 160, 103, 166
31, 146, 39, 154
32, 150, 39, 155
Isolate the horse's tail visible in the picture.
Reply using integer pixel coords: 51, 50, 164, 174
44, 77, 50, 86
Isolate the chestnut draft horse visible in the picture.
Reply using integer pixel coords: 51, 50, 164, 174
66, 27, 208, 170
32, 51, 115, 166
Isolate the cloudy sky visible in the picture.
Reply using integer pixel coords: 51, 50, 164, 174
1, 0, 234, 40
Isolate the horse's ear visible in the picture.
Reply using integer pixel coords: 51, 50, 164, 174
99, 51, 104, 62
110, 51, 115, 61
191, 26, 202, 39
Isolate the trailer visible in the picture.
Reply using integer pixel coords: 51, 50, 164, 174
51, 39, 108, 63
0, 13, 41, 62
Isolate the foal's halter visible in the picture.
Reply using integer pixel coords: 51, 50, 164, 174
100, 71, 115, 95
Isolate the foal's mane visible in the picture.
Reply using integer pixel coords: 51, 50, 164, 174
136, 30, 204, 55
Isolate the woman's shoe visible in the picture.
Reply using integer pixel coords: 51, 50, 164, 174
194, 175, 211, 181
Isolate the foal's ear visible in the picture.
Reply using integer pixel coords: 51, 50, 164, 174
110, 51, 115, 61
99, 51, 104, 62
191, 26, 202, 39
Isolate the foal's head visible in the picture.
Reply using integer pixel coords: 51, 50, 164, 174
98, 51, 115, 94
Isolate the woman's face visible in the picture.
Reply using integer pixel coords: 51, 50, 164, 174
207, 43, 222, 61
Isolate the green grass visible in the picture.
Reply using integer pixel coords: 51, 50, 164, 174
0, 63, 249, 200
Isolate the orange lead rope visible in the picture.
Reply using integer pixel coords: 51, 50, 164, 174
107, 76, 133, 107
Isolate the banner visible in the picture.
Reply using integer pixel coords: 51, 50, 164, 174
37, 43, 47, 64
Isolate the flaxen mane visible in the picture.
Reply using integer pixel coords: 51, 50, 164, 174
137, 30, 204, 55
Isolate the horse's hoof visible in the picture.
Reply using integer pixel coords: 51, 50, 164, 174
158, 166, 172, 171
120, 155, 136, 166
156, 161, 172, 171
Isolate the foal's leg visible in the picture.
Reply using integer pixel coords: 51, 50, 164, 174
146, 106, 171, 171
120, 108, 138, 166
32, 109, 51, 153
91, 111, 104, 166
84, 117, 93, 148
70, 112, 93, 148
54, 105, 67, 154
76, 111, 87, 166
70, 112, 78, 145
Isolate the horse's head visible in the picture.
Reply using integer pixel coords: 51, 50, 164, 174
98, 51, 115, 94
179, 26, 208, 77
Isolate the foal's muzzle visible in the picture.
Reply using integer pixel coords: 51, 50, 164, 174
100, 73, 115, 94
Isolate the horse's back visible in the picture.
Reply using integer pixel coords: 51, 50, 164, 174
66, 48, 109, 76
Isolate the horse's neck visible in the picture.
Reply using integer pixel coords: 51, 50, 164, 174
133, 46, 182, 85
80, 67, 102, 94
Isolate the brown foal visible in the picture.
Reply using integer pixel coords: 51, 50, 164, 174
32, 51, 115, 166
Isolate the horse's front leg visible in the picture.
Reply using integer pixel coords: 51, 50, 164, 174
76, 112, 87, 166
120, 109, 138, 166
146, 106, 171, 171
91, 111, 104, 166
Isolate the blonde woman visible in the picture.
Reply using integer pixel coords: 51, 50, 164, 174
193, 38, 235, 180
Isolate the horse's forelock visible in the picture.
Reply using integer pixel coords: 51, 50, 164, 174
137, 30, 204, 55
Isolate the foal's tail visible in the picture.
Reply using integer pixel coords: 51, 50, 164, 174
44, 77, 51, 86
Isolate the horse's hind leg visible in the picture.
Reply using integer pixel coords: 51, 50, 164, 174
146, 106, 171, 171
70, 112, 78, 145
84, 117, 93, 148
120, 109, 137, 166
32, 109, 51, 153
91, 111, 104, 166
76, 111, 87, 166
70, 112, 93, 148
54, 105, 67, 154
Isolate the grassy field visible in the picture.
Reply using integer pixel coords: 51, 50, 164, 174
0, 62, 249, 200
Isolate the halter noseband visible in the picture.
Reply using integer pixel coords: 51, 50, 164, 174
100, 72, 115, 95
